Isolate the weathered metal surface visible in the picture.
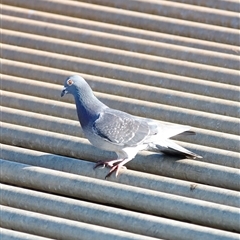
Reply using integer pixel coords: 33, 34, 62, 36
0, 0, 239, 239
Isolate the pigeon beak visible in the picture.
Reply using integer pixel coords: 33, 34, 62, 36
61, 87, 67, 97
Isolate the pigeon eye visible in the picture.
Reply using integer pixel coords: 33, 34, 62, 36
67, 79, 73, 85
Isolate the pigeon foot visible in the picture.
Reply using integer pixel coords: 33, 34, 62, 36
105, 164, 127, 179
93, 159, 123, 169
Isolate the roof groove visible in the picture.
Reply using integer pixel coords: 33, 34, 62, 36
1, 0, 240, 239
2, 59, 239, 101
2, 0, 240, 46
3, 4, 238, 54
2, 43, 239, 85
2, 28, 240, 70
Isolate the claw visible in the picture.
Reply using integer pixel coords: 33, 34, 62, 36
94, 159, 130, 179
105, 165, 127, 179
93, 161, 107, 169
93, 159, 123, 170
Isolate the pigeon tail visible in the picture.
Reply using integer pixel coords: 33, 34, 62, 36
154, 139, 202, 159
153, 124, 192, 140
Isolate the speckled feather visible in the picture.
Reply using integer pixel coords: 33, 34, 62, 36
93, 108, 158, 147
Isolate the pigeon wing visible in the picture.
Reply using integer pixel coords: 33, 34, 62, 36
92, 109, 154, 147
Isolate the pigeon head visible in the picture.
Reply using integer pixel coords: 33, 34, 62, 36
61, 75, 90, 97
61, 75, 107, 128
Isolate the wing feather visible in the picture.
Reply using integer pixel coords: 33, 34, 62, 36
92, 109, 154, 147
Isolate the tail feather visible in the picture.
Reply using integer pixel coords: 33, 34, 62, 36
154, 124, 196, 140
154, 139, 202, 159
178, 131, 196, 136
146, 122, 201, 159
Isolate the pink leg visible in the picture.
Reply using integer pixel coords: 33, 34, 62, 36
105, 158, 132, 179
93, 159, 123, 169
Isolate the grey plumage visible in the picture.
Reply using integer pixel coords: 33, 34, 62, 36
93, 108, 155, 146
61, 75, 202, 178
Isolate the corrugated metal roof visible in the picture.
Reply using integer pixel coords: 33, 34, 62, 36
0, 0, 239, 239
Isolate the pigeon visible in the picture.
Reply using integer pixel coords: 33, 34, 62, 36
61, 75, 202, 178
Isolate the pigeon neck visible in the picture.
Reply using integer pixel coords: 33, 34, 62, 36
74, 88, 106, 128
